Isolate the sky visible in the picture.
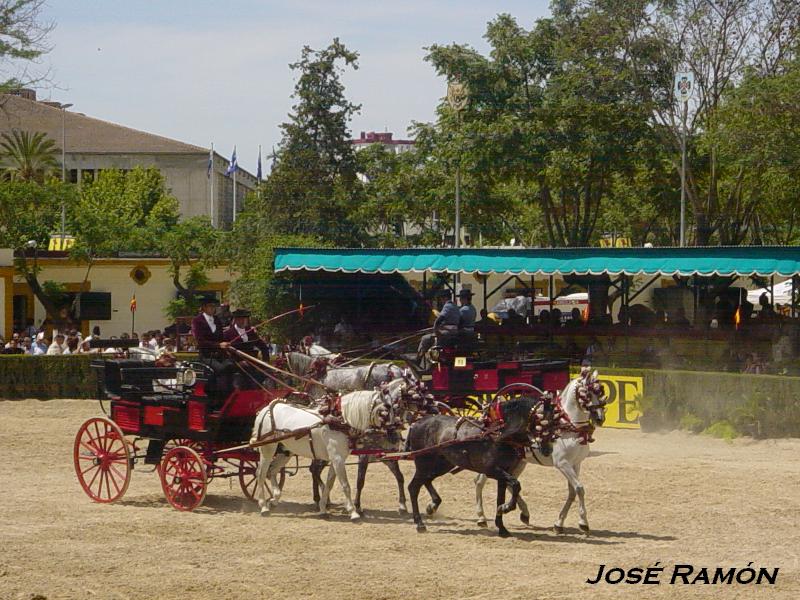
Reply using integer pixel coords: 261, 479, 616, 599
37, 0, 551, 173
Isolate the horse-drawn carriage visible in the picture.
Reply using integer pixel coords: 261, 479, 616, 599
74, 345, 289, 511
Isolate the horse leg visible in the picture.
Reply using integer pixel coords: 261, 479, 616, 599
495, 479, 511, 538
554, 462, 583, 533
354, 456, 368, 515
328, 441, 360, 521
385, 459, 407, 514
266, 450, 291, 504
573, 462, 589, 532
309, 459, 324, 505
474, 473, 488, 527
255, 444, 277, 516
409, 457, 450, 533
423, 481, 441, 516
318, 463, 336, 517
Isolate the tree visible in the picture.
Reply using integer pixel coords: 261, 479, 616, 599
625, 0, 800, 244
0, 180, 77, 325
0, 0, 53, 90
0, 130, 59, 182
425, 9, 656, 246
70, 168, 180, 285
249, 39, 364, 245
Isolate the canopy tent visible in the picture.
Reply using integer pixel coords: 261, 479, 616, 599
747, 279, 793, 306
274, 246, 800, 278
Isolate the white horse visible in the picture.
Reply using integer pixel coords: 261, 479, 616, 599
283, 351, 410, 398
474, 369, 607, 533
251, 378, 406, 520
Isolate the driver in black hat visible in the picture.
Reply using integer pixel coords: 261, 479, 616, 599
191, 296, 236, 395
224, 308, 271, 361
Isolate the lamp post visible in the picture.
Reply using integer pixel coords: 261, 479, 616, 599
60, 103, 74, 247
447, 79, 468, 249
674, 72, 693, 246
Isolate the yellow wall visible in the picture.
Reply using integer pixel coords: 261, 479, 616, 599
7, 259, 231, 336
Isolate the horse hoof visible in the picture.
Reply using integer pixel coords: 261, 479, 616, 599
318, 512, 330, 519
498, 529, 512, 538
579, 523, 590, 533
477, 520, 488, 528
259, 510, 270, 518
520, 513, 530, 525
425, 503, 438, 516
553, 525, 565, 534
398, 505, 408, 515
416, 523, 427, 533
350, 513, 362, 522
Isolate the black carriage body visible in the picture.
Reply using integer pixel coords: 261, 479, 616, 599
92, 359, 272, 445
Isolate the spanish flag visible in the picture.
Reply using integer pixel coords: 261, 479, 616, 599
582, 305, 590, 323
298, 303, 304, 318
734, 306, 741, 329
130, 294, 137, 313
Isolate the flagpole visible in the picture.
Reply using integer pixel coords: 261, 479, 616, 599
210, 142, 215, 228
233, 168, 237, 223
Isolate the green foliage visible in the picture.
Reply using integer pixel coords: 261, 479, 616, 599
70, 167, 180, 261
703, 420, 739, 441
252, 39, 364, 245
0, 130, 60, 182
0, 0, 52, 90
679, 413, 704, 434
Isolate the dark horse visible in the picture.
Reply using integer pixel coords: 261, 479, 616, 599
405, 396, 554, 537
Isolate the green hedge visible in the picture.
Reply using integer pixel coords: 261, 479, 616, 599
599, 367, 800, 438
0, 355, 97, 399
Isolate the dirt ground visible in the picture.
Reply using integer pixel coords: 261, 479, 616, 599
1, 399, 799, 600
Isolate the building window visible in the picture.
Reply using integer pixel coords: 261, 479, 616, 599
81, 169, 94, 183
69, 169, 78, 183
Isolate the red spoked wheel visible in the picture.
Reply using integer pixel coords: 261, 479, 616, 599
159, 446, 207, 511
237, 456, 259, 500
236, 455, 285, 501
73, 416, 132, 503
436, 397, 484, 418
493, 383, 546, 403
164, 438, 206, 454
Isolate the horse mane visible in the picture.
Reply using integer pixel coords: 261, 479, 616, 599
497, 396, 539, 440
339, 390, 381, 432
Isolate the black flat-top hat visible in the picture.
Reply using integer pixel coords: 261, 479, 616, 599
200, 295, 220, 306
457, 289, 474, 298
231, 308, 251, 318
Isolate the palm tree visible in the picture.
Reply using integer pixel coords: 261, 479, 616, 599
0, 130, 60, 183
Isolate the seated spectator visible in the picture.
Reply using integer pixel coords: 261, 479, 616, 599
47, 334, 66, 355
567, 307, 583, 327
24, 318, 37, 339
21, 336, 33, 354
551, 308, 563, 328
669, 306, 691, 328
538, 309, 550, 325
64, 336, 80, 355
503, 308, 526, 328
654, 309, 667, 328
476, 308, 498, 327
1, 338, 24, 354
32, 334, 48, 355
743, 352, 766, 374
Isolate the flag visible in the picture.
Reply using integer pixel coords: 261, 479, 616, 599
582, 305, 589, 323
734, 307, 741, 329
130, 294, 137, 313
298, 303, 305, 318
256, 146, 262, 183
225, 146, 237, 176
207, 146, 213, 178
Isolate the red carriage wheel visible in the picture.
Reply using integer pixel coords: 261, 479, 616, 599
237, 455, 285, 501
73, 416, 132, 503
164, 438, 206, 454
159, 446, 208, 511
493, 383, 546, 403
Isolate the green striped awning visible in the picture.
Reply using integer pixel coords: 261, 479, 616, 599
274, 246, 800, 277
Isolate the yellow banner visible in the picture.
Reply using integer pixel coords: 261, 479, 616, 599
574, 373, 642, 429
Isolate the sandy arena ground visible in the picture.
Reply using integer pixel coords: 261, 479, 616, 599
1, 398, 799, 600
